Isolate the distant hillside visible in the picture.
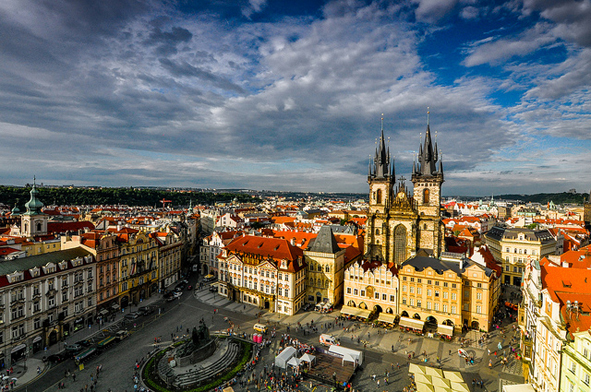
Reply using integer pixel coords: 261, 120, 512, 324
497, 192, 589, 205
0, 186, 258, 209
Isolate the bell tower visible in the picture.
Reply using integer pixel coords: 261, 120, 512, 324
411, 111, 444, 257
366, 116, 395, 262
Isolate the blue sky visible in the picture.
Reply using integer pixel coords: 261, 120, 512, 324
0, 0, 590, 196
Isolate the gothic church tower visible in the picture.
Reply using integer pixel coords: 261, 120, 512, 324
411, 116, 445, 257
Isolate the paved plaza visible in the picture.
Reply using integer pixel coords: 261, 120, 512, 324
15, 276, 524, 392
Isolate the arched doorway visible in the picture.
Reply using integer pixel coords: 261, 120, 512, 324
471, 321, 480, 330
425, 315, 438, 332
373, 304, 383, 313
401, 311, 409, 318
443, 319, 454, 327
48, 330, 58, 345
120, 295, 129, 309
359, 302, 368, 310
413, 313, 421, 320
316, 292, 322, 303
386, 307, 393, 314
347, 300, 356, 307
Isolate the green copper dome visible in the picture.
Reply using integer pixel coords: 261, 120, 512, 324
24, 180, 44, 215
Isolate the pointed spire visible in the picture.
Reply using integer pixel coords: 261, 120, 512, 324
439, 153, 444, 178
391, 156, 395, 178
374, 115, 390, 178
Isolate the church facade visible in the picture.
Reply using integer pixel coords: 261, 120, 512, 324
364, 119, 445, 265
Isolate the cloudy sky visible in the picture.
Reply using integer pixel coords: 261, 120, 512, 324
1, 0, 590, 196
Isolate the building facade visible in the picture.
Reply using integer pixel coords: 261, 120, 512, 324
0, 248, 95, 366
217, 235, 307, 315
484, 227, 557, 286
304, 226, 346, 306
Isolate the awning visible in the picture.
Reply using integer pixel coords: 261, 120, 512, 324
377, 313, 397, 324
432, 377, 451, 388
399, 316, 425, 330
340, 305, 359, 316
33, 336, 43, 343
11, 344, 26, 354
356, 308, 371, 319
99, 309, 109, 316
451, 382, 470, 392
75, 317, 84, 324
437, 324, 454, 336
111, 304, 120, 310
425, 366, 444, 378
415, 374, 432, 384
417, 383, 435, 392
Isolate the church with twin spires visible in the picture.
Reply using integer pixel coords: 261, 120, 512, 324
364, 117, 445, 266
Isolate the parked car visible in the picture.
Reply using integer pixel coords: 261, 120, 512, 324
124, 312, 141, 321
167, 292, 182, 302
138, 305, 155, 316
64, 343, 82, 352
116, 330, 130, 341
45, 351, 70, 363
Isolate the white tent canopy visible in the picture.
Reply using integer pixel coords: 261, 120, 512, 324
275, 346, 297, 369
300, 353, 316, 363
287, 357, 301, 368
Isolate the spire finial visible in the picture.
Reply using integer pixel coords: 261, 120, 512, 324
381, 113, 384, 132
427, 107, 430, 125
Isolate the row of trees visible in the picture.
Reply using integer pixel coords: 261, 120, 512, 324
0, 186, 258, 208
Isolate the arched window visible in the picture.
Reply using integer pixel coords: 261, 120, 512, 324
36, 222, 42, 232
376, 189, 382, 204
394, 225, 407, 265
376, 228, 380, 235
423, 188, 430, 204
325, 265, 330, 273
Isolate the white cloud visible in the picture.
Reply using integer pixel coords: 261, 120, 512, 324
462, 23, 556, 66
412, 0, 459, 23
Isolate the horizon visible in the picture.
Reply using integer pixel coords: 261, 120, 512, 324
1, 1, 590, 196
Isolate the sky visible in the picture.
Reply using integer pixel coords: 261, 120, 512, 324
1, 0, 590, 196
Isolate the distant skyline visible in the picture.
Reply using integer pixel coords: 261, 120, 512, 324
1, 0, 590, 196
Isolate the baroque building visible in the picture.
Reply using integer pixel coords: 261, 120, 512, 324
365, 118, 444, 266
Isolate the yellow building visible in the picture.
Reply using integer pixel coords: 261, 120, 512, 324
484, 227, 556, 286
116, 228, 158, 309
398, 255, 500, 332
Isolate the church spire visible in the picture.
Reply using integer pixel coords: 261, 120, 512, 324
371, 114, 391, 179
417, 109, 440, 177
24, 177, 44, 216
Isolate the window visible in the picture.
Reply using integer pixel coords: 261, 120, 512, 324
477, 293, 482, 300
452, 293, 457, 300
434, 303, 439, 311
402, 277, 407, 281
34, 318, 41, 329
402, 297, 407, 305
427, 289, 432, 296
443, 282, 448, 287
451, 305, 457, 314
435, 281, 439, 286
435, 290, 439, 297
427, 302, 431, 309
33, 301, 40, 313
62, 291, 68, 302
423, 188, 430, 204
584, 373, 590, 386
48, 296, 55, 308
410, 298, 414, 306
390, 295, 395, 302
354, 289, 358, 295
476, 305, 482, 314
505, 265, 510, 271
410, 287, 414, 294
410, 277, 415, 282
570, 360, 577, 374
382, 294, 387, 301
452, 284, 456, 288
375, 292, 379, 299
443, 292, 448, 299
347, 288, 351, 294
325, 266, 330, 273
443, 304, 448, 313
427, 280, 432, 285
87, 297, 92, 307
402, 285, 407, 292
417, 278, 422, 283
417, 300, 422, 307
477, 283, 482, 288
417, 288, 422, 295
